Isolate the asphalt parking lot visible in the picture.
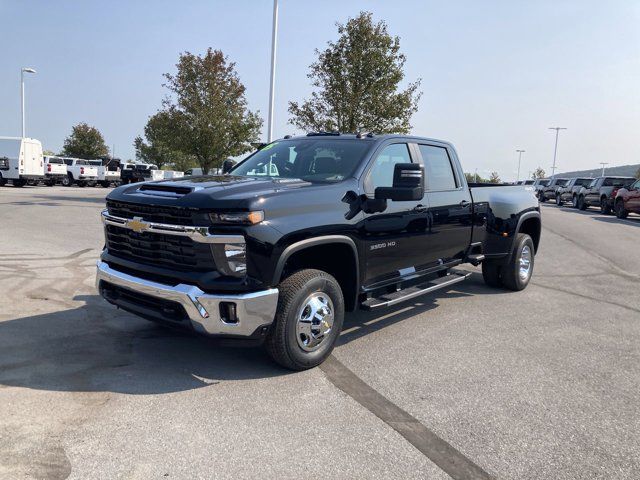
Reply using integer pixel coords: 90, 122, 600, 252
1, 185, 639, 480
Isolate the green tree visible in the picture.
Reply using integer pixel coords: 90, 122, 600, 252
61, 123, 109, 159
133, 111, 197, 170
532, 167, 546, 179
288, 11, 422, 134
42, 149, 55, 156
489, 171, 501, 183
464, 172, 490, 183
157, 48, 262, 174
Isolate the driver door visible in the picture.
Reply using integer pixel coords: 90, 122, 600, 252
360, 142, 430, 286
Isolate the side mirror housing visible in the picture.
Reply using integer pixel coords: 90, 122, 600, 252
222, 159, 237, 174
374, 163, 424, 201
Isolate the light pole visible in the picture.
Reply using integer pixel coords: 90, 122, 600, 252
599, 162, 608, 176
548, 127, 566, 177
516, 149, 525, 182
21, 67, 37, 138
267, 0, 279, 142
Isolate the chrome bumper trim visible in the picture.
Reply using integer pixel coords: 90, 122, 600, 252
95, 261, 278, 336
100, 209, 244, 244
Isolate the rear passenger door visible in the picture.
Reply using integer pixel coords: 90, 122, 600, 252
417, 143, 473, 265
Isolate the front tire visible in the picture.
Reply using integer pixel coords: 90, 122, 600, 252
572, 195, 579, 208
577, 196, 587, 210
265, 269, 344, 371
555, 194, 563, 206
62, 174, 73, 187
615, 200, 629, 219
600, 198, 612, 215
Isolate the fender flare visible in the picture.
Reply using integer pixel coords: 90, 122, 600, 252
271, 235, 360, 306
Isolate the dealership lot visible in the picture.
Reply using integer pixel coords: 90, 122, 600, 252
1, 186, 639, 479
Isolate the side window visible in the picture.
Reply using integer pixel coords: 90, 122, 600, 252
366, 143, 411, 191
419, 145, 457, 191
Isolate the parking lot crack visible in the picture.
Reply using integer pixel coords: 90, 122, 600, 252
320, 355, 493, 480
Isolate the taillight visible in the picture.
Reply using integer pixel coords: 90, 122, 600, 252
47, 164, 51, 172
611, 189, 618, 198
80, 167, 85, 174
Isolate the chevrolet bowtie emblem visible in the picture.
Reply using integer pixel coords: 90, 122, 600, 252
125, 217, 150, 233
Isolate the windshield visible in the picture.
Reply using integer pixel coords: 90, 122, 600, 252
231, 139, 373, 182
539, 180, 550, 186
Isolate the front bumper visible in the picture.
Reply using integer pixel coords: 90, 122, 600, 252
96, 261, 278, 338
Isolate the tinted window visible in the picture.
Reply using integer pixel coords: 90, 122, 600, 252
419, 145, 457, 190
75, 160, 88, 166
233, 139, 373, 183
367, 143, 412, 189
63, 159, 73, 166
539, 180, 550, 186
575, 178, 592, 186
603, 177, 634, 187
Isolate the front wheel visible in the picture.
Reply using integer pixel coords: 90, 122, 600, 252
572, 195, 579, 208
615, 200, 629, 219
0, 174, 6, 187
556, 194, 563, 206
600, 198, 612, 215
265, 269, 344, 371
577, 196, 587, 210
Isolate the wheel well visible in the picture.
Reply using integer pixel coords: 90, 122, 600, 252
519, 217, 541, 253
280, 243, 358, 311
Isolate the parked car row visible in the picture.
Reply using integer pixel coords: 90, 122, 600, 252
536, 174, 639, 219
0, 136, 184, 189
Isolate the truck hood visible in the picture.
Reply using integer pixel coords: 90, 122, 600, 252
107, 175, 325, 209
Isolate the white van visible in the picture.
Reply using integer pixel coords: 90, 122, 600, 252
0, 137, 44, 187
43, 156, 68, 186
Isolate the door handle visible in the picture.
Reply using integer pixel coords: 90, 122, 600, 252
413, 204, 427, 213
459, 200, 470, 208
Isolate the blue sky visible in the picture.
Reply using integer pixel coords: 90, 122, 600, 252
1, 0, 638, 179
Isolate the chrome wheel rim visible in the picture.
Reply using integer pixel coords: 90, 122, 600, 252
296, 292, 334, 352
519, 245, 532, 281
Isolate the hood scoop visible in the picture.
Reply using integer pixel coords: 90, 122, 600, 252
137, 183, 199, 198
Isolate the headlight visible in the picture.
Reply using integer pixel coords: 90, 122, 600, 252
209, 211, 264, 225
211, 240, 247, 277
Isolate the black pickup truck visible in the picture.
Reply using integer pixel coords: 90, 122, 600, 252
96, 134, 541, 370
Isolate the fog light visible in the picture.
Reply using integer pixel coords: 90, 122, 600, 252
211, 241, 247, 277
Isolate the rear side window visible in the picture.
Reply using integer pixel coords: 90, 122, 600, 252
367, 143, 412, 190
603, 177, 634, 187
419, 145, 457, 191
63, 159, 73, 166
575, 178, 591, 186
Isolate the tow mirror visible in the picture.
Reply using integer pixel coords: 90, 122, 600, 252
222, 158, 236, 174
375, 163, 424, 201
